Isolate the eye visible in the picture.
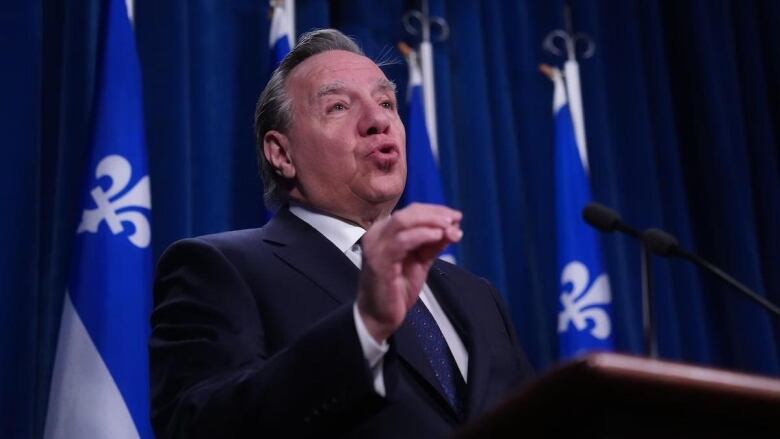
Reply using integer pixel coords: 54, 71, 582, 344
380, 100, 395, 110
329, 102, 347, 112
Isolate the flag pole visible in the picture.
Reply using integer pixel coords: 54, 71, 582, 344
418, 0, 438, 161
543, 5, 595, 173
287, 0, 295, 45
561, 3, 589, 173
402, 0, 449, 164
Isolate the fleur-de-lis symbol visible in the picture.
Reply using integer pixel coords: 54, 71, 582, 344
77, 155, 151, 248
557, 261, 612, 339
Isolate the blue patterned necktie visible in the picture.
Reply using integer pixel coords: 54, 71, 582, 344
407, 299, 467, 416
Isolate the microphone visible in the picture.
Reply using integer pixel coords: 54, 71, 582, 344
584, 203, 780, 352
582, 203, 641, 238
641, 228, 679, 257
641, 228, 780, 319
582, 202, 657, 357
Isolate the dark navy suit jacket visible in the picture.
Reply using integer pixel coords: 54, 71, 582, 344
150, 207, 533, 438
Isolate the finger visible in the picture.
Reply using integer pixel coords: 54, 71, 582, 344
413, 233, 456, 262
397, 203, 461, 223
373, 223, 462, 263
444, 224, 463, 242
390, 226, 446, 257
387, 204, 462, 233
403, 223, 462, 263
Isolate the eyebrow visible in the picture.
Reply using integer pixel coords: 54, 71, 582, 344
316, 81, 346, 98
376, 78, 397, 94
315, 79, 397, 98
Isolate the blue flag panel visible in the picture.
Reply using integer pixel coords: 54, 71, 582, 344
400, 54, 455, 261
45, 0, 153, 437
269, 2, 292, 69
554, 72, 615, 358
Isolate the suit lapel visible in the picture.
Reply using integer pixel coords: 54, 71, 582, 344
261, 207, 359, 305
392, 310, 454, 414
263, 212, 490, 418
426, 261, 492, 419
392, 261, 492, 420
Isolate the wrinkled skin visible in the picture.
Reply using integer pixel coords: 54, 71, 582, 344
263, 50, 463, 342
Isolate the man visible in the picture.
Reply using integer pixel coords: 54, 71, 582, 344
150, 29, 533, 438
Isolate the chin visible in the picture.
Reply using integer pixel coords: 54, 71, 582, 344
358, 190, 401, 210
368, 190, 403, 204
371, 176, 405, 200
353, 168, 405, 205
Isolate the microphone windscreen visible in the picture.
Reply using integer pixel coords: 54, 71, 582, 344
642, 228, 680, 256
582, 203, 622, 232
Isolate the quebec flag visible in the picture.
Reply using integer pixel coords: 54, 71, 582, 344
269, 0, 293, 69
551, 66, 614, 358
399, 50, 455, 262
44, 0, 153, 437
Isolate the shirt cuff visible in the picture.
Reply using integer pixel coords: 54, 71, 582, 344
353, 303, 389, 396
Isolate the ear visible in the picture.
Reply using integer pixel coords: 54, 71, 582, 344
263, 130, 296, 179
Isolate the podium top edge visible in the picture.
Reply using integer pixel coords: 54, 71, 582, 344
577, 352, 780, 399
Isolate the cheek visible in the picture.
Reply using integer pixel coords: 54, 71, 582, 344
311, 140, 357, 177
398, 123, 408, 162
396, 120, 406, 145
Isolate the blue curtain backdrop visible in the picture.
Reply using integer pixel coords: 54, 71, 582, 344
3, 0, 780, 437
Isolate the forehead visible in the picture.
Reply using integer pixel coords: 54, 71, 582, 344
287, 50, 391, 97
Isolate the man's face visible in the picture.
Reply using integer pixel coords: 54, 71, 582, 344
282, 50, 406, 221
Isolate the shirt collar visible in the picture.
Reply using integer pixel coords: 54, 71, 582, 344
288, 203, 365, 253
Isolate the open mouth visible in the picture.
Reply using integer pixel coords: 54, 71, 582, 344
368, 143, 400, 171
377, 144, 396, 155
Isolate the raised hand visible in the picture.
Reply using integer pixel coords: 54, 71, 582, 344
357, 203, 463, 343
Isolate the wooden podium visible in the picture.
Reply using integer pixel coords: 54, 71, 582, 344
454, 353, 780, 438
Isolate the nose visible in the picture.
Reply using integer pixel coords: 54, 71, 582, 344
358, 103, 391, 137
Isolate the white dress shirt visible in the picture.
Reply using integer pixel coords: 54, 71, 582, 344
289, 204, 469, 397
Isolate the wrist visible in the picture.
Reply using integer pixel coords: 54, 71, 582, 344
357, 303, 394, 343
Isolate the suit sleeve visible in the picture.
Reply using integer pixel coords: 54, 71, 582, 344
149, 238, 384, 438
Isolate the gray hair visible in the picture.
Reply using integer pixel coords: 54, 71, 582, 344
254, 28, 364, 210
